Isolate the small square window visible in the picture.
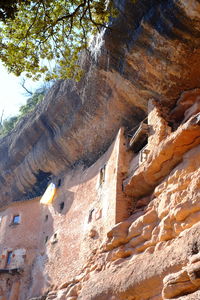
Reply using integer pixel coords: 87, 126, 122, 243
13, 215, 20, 225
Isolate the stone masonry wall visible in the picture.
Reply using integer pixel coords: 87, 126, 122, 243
0, 198, 41, 300
35, 129, 127, 295
0, 129, 128, 300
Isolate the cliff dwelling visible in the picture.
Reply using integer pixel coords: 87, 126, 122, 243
1, 0, 200, 299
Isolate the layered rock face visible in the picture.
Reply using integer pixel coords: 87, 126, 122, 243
1, 0, 200, 206
1, 0, 200, 300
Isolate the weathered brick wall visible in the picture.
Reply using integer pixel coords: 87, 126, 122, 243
0, 129, 129, 299
35, 129, 128, 295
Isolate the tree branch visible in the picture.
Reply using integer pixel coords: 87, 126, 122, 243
56, 0, 87, 23
21, 78, 33, 95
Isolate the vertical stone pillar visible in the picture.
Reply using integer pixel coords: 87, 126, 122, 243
148, 99, 171, 150
115, 128, 132, 223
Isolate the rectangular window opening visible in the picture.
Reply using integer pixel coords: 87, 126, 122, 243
139, 145, 150, 164
6, 251, 12, 266
88, 208, 94, 223
12, 215, 20, 225
59, 202, 64, 212
57, 179, 62, 187
99, 165, 106, 186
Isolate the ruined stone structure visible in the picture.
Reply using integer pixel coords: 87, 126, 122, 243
1, 0, 200, 299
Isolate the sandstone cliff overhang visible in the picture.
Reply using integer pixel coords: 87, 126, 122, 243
1, 0, 200, 207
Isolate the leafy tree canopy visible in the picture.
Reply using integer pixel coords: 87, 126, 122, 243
0, 0, 115, 81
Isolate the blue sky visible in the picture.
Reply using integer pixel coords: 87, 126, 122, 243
0, 63, 41, 120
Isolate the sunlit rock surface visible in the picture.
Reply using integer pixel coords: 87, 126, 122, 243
1, 0, 200, 206
1, 0, 200, 299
